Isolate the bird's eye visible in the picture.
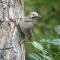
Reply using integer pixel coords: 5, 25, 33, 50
33, 14, 35, 16
32, 14, 36, 17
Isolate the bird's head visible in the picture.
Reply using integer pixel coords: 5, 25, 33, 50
30, 12, 41, 19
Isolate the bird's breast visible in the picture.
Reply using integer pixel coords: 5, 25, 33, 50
25, 22, 34, 29
20, 17, 34, 30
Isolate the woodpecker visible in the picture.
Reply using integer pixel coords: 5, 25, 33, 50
20, 12, 41, 39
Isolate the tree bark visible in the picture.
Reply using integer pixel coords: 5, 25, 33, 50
0, 0, 25, 60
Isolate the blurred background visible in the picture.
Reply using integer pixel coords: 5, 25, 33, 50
24, 0, 60, 60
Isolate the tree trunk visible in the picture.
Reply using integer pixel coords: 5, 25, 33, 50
0, 0, 25, 60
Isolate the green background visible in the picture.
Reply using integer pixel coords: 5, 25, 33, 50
24, 0, 60, 60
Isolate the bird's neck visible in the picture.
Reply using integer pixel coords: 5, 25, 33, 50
26, 15, 32, 19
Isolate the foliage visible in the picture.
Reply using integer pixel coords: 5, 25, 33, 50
27, 25, 60, 60
29, 38, 60, 60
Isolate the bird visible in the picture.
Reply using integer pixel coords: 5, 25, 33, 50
20, 12, 41, 39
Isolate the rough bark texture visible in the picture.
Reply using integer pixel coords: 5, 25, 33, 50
0, 0, 25, 60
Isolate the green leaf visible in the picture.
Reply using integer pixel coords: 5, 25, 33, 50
51, 39, 60, 45
32, 41, 44, 51
44, 56, 53, 60
54, 25, 60, 35
29, 53, 42, 60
